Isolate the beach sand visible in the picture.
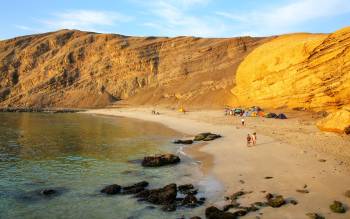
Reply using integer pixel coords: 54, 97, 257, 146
84, 107, 350, 219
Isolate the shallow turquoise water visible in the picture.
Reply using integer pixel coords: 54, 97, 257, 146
0, 113, 212, 219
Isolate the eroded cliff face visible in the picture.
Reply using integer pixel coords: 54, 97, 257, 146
231, 27, 350, 133
1, 28, 349, 133
0, 29, 268, 108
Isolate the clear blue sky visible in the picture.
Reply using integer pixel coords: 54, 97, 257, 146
1, 0, 350, 39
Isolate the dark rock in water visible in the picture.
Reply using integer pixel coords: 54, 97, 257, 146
17, 187, 65, 202
136, 183, 177, 205
178, 184, 197, 195
203, 134, 221, 141
173, 139, 193, 144
197, 197, 206, 205
135, 189, 150, 201
190, 217, 201, 219
205, 206, 237, 219
267, 195, 286, 208
122, 181, 149, 194
306, 213, 325, 219
40, 189, 56, 196
126, 181, 149, 189
296, 189, 309, 194
344, 190, 350, 198
101, 184, 121, 195
199, 197, 206, 201
142, 154, 180, 167
194, 133, 211, 141
181, 194, 198, 207
178, 184, 194, 193
161, 203, 177, 212
330, 200, 346, 213
175, 197, 184, 202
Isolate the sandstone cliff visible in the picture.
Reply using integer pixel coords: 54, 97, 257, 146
0, 27, 349, 133
231, 27, 350, 133
0, 29, 268, 108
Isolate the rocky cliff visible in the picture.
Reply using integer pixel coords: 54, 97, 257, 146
0, 27, 349, 133
231, 27, 350, 133
0, 29, 268, 108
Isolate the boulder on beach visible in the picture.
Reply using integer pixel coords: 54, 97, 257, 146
173, 139, 193, 144
141, 154, 180, 167
330, 200, 346, 213
193, 132, 221, 141
205, 206, 237, 219
100, 184, 121, 195
203, 134, 222, 141
194, 132, 211, 141
136, 183, 177, 205
266, 195, 286, 208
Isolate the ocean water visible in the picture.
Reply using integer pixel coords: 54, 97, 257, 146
0, 113, 221, 219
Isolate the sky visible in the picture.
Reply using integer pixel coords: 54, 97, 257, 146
1, 0, 350, 39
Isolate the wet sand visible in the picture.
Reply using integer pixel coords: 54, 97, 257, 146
84, 107, 350, 219
183, 142, 214, 175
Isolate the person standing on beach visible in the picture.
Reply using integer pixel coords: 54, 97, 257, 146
252, 132, 257, 145
247, 134, 252, 146
241, 118, 245, 126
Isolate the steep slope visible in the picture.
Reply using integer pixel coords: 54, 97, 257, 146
0, 29, 269, 108
231, 27, 350, 133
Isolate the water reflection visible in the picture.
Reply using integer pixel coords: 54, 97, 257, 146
0, 113, 178, 161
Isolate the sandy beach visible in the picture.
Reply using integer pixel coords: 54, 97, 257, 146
84, 107, 350, 219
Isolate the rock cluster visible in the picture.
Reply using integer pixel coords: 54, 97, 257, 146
100, 182, 205, 212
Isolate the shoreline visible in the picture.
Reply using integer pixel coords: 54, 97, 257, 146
0, 107, 85, 113
84, 107, 350, 218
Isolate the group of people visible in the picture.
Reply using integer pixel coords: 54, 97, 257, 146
151, 110, 160, 115
247, 132, 257, 146
241, 118, 257, 146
